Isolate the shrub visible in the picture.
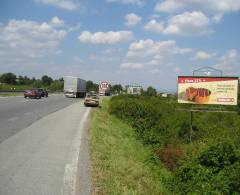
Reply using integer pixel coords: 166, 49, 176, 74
171, 142, 240, 194
198, 142, 239, 173
171, 162, 213, 194
109, 95, 163, 146
109, 95, 240, 194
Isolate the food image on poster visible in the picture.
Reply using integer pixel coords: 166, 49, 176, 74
186, 87, 211, 104
178, 76, 239, 105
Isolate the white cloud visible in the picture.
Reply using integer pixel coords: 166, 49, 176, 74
50, 16, 64, 27
120, 62, 144, 69
106, 0, 144, 6
78, 31, 133, 44
35, 0, 80, 11
214, 49, 240, 72
155, 0, 184, 13
144, 11, 212, 36
144, 20, 164, 33
155, 0, 240, 14
127, 39, 192, 58
193, 51, 216, 60
0, 19, 67, 59
121, 39, 192, 72
125, 13, 142, 26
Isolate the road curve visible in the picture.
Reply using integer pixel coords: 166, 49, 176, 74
0, 101, 91, 195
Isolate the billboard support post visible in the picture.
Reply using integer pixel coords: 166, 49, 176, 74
190, 106, 193, 143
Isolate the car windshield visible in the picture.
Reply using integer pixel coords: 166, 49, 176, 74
86, 93, 98, 98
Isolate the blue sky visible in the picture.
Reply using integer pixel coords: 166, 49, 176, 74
0, 0, 239, 91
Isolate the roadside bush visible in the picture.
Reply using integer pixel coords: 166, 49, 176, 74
109, 95, 240, 194
198, 142, 239, 173
171, 142, 240, 195
109, 95, 164, 146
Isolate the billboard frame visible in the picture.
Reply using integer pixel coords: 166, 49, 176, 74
177, 76, 239, 106
177, 67, 238, 142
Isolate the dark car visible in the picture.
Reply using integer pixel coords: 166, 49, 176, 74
37, 88, 48, 97
24, 89, 42, 99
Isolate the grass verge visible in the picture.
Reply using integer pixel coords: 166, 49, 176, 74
0, 93, 23, 97
90, 98, 170, 195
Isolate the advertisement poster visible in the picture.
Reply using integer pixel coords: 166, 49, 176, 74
178, 76, 239, 105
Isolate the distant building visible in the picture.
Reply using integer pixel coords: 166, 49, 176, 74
158, 92, 174, 98
127, 83, 142, 95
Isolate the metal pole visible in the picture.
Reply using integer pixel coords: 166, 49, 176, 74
190, 105, 193, 143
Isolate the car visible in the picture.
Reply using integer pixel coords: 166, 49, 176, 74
24, 89, 42, 99
65, 89, 76, 98
36, 88, 48, 97
84, 93, 99, 107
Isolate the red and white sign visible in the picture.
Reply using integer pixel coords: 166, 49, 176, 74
100, 81, 109, 90
178, 76, 239, 105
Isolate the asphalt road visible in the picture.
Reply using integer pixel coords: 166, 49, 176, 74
0, 95, 92, 195
0, 95, 78, 143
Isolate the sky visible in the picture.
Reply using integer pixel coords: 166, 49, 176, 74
0, 0, 240, 91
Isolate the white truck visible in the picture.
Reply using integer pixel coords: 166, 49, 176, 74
64, 76, 86, 98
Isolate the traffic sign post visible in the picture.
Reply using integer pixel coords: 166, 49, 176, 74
100, 81, 109, 90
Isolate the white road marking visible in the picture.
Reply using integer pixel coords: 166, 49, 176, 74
20, 100, 29, 103
62, 107, 91, 195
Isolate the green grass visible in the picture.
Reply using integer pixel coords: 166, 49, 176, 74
0, 84, 32, 90
0, 93, 23, 97
90, 99, 171, 195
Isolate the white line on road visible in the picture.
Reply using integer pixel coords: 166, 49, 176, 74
19, 100, 29, 103
62, 107, 91, 195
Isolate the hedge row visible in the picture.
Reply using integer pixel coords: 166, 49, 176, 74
109, 95, 240, 194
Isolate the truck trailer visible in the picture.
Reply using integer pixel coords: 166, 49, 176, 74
64, 76, 86, 98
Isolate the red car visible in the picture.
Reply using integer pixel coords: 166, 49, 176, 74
24, 89, 42, 99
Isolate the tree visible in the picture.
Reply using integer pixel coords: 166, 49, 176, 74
41, 75, 53, 86
18, 76, 25, 85
33, 80, 43, 88
111, 84, 123, 94
31, 77, 36, 83
86, 80, 99, 92
50, 80, 64, 91
146, 86, 157, 96
18, 75, 32, 85
0, 72, 17, 84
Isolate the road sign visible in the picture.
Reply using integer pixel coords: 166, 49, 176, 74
100, 81, 109, 90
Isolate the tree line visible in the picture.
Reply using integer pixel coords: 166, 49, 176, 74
0, 72, 126, 93
0, 72, 63, 91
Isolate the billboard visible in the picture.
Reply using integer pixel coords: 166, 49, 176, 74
178, 76, 239, 105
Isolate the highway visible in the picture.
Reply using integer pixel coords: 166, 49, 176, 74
0, 95, 78, 143
0, 95, 92, 195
